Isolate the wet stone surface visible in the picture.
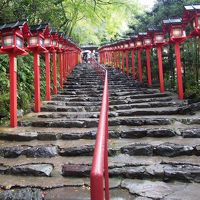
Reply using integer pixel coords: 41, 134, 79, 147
59, 145, 94, 156
121, 143, 154, 156
9, 163, 54, 177
0, 145, 58, 158
121, 142, 197, 157
154, 142, 194, 157
181, 128, 200, 138
0, 188, 43, 200
62, 163, 91, 177
61, 130, 96, 140
121, 179, 186, 199
0, 163, 53, 177
23, 145, 58, 158
0, 132, 38, 141
109, 163, 200, 182
0, 145, 30, 158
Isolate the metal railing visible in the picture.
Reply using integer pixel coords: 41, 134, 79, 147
89, 58, 110, 200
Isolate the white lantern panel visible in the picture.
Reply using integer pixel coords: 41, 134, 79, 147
40, 38, 44, 46
44, 38, 51, 46
193, 19, 196, 29
3, 35, 14, 47
155, 34, 164, 42
59, 43, 63, 48
29, 36, 38, 46
144, 38, 151, 45
53, 40, 57, 46
136, 41, 142, 47
172, 28, 182, 37
130, 42, 134, 47
16, 36, 23, 48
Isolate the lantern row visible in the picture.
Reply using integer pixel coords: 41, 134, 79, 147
0, 20, 81, 127
99, 4, 200, 100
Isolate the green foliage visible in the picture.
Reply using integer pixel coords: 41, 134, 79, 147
0, 0, 142, 44
133, 0, 200, 32
0, 55, 10, 123
0, 53, 49, 124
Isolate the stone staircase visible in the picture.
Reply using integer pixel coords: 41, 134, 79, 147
0, 63, 200, 199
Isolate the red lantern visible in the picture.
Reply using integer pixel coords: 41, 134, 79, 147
27, 24, 48, 52
27, 24, 48, 112
0, 20, 29, 55
0, 20, 30, 127
163, 18, 186, 43
139, 32, 152, 86
163, 18, 186, 100
148, 27, 165, 93
183, 4, 200, 36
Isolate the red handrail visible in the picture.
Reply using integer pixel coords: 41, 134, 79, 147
90, 59, 110, 200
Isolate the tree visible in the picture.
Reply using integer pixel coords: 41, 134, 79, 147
0, 0, 142, 44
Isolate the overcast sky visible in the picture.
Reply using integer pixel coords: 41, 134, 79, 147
138, 0, 157, 11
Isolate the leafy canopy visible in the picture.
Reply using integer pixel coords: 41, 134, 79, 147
0, 0, 142, 44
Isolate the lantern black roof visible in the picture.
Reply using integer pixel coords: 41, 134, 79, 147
148, 26, 162, 32
30, 23, 48, 32
130, 35, 138, 40
184, 4, 200, 11
58, 32, 64, 37
0, 20, 28, 31
50, 29, 58, 35
163, 18, 182, 25
138, 32, 147, 36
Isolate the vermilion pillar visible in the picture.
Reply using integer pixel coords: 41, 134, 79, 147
122, 51, 124, 73
113, 52, 115, 67
115, 52, 117, 68
63, 51, 65, 81
126, 50, 129, 76
146, 48, 152, 86
157, 46, 164, 93
110, 52, 111, 65
138, 49, 143, 83
52, 50, 57, 94
45, 52, 51, 101
9, 54, 17, 127
59, 52, 63, 89
65, 51, 70, 78
131, 50, 135, 79
112, 52, 114, 66
33, 52, 40, 112
175, 42, 184, 100
118, 51, 120, 68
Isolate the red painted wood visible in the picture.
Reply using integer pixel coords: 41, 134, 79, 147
33, 52, 41, 112
9, 54, 17, 127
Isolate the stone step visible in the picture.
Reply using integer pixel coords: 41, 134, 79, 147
1, 178, 199, 200
111, 101, 181, 109
18, 117, 173, 128
50, 96, 174, 105
54, 92, 172, 101
1, 126, 200, 145
37, 106, 192, 119
42, 102, 180, 113
2, 127, 200, 142
62, 162, 200, 183
0, 137, 200, 158
1, 63, 199, 199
